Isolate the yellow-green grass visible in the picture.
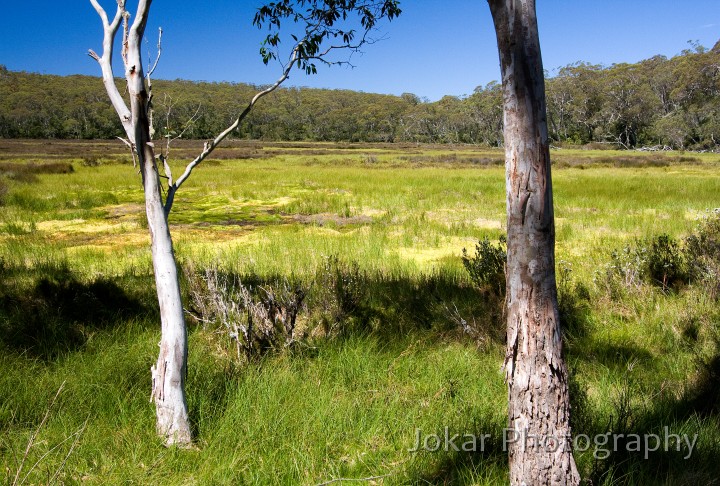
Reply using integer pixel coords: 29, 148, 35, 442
2, 144, 717, 278
1, 140, 719, 484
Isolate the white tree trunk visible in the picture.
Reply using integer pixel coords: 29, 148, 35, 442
126, 12, 192, 446
488, 0, 580, 483
140, 141, 191, 446
90, 0, 192, 446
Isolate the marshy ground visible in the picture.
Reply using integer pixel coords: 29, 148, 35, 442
1, 139, 719, 484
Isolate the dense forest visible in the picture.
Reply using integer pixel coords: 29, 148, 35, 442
1, 40, 718, 149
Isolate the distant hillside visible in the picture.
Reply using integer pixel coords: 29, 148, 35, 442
0, 42, 718, 149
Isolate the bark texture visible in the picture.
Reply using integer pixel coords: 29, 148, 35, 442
488, 0, 580, 483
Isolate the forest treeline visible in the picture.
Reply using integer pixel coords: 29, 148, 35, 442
1, 40, 718, 149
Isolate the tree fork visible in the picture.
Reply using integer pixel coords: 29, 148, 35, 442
90, 0, 192, 446
127, 9, 191, 445
89, 0, 400, 448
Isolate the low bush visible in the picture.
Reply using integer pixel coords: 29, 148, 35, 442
313, 255, 368, 336
599, 234, 687, 294
647, 234, 686, 291
685, 209, 720, 298
185, 265, 308, 360
81, 156, 100, 167
461, 236, 506, 295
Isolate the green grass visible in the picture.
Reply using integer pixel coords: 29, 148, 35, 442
1, 140, 719, 484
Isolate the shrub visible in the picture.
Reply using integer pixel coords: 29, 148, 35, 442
685, 209, 720, 298
599, 234, 687, 295
313, 255, 367, 335
461, 236, 506, 295
597, 243, 648, 296
646, 234, 686, 291
185, 265, 307, 360
82, 156, 100, 167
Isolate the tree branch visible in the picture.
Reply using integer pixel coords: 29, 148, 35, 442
146, 28, 162, 139
160, 0, 401, 216
88, 0, 132, 139
158, 96, 203, 187
147, 27, 163, 78
163, 46, 301, 216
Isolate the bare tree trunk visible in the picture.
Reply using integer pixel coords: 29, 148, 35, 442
135, 133, 191, 445
91, 0, 191, 446
144, 148, 191, 446
125, 14, 191, 447
488, 0, 580, 484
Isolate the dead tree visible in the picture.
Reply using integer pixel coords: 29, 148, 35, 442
88, 0, 400, 446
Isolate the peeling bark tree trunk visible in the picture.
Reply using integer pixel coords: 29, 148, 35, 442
144, 156, 191, 446
488, 0, 580, 483
125, 9, 191, 447
90, 0, 191, 446
141, 129, 191, 446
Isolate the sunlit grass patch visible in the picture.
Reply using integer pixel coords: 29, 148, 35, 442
2, 140, 720, 484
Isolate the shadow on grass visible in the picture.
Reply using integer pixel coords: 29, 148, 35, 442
347, 271, 506, 344
570, 343, 720, 485
186, 262, 508, 348
406, 350, 720, 486
0, 260, 152, 359
407, 423, 508, 485
578, 342, 655, 370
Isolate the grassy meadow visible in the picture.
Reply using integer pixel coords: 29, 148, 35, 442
1, 139, 720, 484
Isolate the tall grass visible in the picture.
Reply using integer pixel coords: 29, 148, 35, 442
1, 141, 719, 484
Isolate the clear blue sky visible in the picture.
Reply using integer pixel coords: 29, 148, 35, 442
1, 1, 718, 101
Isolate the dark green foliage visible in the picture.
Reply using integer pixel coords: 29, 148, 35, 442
254, 0, 401, 74
0, 43, 718, 147
646, 234, 687, 291
461, 236, 506, 295
685, 210, 720, 298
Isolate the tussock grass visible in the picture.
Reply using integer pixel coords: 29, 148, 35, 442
1, 140, 719, 484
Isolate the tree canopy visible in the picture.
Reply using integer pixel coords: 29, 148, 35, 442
1, 41, 718, 149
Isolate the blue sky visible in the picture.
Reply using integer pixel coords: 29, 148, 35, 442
1, 1, 718, 101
